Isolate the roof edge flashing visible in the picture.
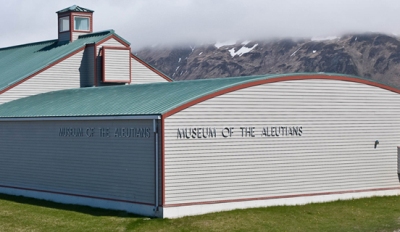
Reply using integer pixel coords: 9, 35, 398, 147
0, 115, 161, 121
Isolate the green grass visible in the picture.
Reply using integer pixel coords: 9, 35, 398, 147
0, 194, 399, 232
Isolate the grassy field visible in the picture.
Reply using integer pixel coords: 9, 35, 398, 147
0, 193, 399, 232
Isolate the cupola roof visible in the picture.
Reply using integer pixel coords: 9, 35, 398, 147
56, 5, 94, 13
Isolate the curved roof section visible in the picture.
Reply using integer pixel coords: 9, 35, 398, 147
0, 73, 397, 118
0, 30, 121, 93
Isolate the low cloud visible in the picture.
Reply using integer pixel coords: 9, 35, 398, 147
1, 0, 400, 50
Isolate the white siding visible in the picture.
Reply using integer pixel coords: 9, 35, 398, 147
164, 79, 400, 205
103, 48, 130, 83
96, 38, 128, 85
72, 32, 88, 42
0, 50, 84, 104
101, 38, 126, 47
130, 57, 169, 84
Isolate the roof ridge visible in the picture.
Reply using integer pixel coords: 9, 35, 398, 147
78, 29, 131, 46
0, 39, 57, 51
77, 30, 114, 39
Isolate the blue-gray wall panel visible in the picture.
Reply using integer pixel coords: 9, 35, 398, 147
0, 119, 156, 204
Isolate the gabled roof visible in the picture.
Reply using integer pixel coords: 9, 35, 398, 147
0, 73, 395, 118
0, 30, 127, 93
57, 5, 94, 13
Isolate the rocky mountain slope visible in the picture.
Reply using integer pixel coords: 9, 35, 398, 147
135, 33, 400, 88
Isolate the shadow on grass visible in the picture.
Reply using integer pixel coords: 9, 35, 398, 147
0, 193, 147, 218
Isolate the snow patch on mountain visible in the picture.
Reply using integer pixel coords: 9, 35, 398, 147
229, 44, 258, 57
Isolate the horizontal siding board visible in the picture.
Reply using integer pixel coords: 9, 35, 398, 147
103, 48, 130, 82
101, 38, 126, 47
130, 58, 169, 84
164, 79, 400, 205
165, 183, 397, 203
96, 38, 127, 85
164, 177, 396, 192
72, 32, 87, 41
0, 51, 84, 104
0, 119, 156, 204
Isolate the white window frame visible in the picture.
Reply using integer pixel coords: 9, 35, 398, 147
74, 16, 90, 31
59, 16, 70, 32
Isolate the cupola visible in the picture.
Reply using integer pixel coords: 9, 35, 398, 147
57, 5, 94, 43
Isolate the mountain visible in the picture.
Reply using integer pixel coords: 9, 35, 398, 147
134, 33, 400, 88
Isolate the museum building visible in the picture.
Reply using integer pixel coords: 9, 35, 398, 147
0, 73, 398, 218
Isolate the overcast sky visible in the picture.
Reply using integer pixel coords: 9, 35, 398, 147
1, 0, 400, 50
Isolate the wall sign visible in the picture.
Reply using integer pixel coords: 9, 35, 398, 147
59, 127, 151, 138
177, 126, 303, 139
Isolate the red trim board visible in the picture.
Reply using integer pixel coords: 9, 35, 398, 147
97, 35, 130, 48
163, 187, 400, 207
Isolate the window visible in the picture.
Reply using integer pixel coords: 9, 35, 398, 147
74, 17, 90, 31
59, 16, 70, 32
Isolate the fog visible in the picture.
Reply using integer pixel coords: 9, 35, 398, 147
1, 0, 400, 50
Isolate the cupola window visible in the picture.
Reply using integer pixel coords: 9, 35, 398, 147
59, 16, 70, 32
74, 17, 90, 31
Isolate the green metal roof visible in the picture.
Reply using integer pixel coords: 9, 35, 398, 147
0, 30, 121, 93
0, 73, 384, 118
57, 5, 94, 13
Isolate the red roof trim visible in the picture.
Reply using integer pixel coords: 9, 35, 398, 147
97, 35, 130, 48
163, 74, 400, 118
164, 187, 400, 207
130, 54, 173, 82
0, 46, 86, 94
